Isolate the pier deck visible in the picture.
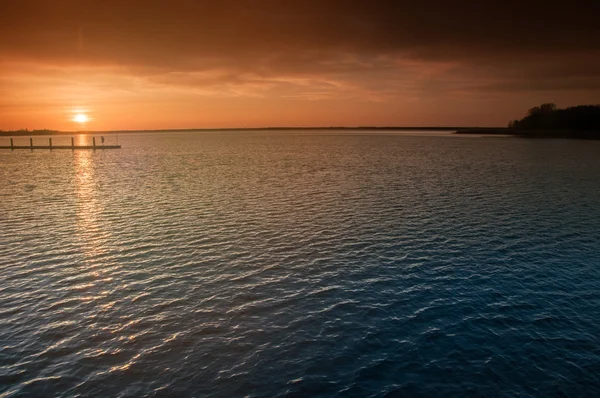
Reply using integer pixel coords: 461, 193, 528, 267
0, 137, 121, 150
0, 145, 121, 150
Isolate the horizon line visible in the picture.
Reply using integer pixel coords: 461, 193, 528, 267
0, 126, 502, 134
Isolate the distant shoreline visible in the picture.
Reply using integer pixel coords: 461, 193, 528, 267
455, 128, 600, 140
2, 127, 599, 139
0, 127, 486, 136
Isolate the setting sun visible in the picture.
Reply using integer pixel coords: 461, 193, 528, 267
72, 113, 89, 124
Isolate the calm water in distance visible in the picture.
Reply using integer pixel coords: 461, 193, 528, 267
1, 131, 600, 397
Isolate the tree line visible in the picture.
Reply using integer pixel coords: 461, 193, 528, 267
508, 104, 600, 131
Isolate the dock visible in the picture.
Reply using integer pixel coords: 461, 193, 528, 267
0, 137, 121, 150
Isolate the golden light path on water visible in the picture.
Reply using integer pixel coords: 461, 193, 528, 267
71, 146, 152, 370
73, 149, 116, 318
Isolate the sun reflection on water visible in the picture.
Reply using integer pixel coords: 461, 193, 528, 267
76, 135, 89, 146
73, 150, 111, 263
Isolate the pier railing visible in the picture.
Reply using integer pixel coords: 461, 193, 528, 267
0, 135, 121, 150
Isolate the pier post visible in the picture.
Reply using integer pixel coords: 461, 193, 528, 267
71, 137, 75, 149
10, 138, 13, 149
49, 138, 52, 149
30, 138, 33, 149
93, 137, 96, 149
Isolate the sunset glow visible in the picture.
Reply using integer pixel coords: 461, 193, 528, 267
0, 1, 599, 131
72, 114, 89, 124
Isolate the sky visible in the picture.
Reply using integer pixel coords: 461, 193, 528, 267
1, 0, 600, 131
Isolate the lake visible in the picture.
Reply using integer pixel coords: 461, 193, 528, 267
1, 131, 600, 397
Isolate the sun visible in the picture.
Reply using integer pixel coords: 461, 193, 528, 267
73, 113, 89, 124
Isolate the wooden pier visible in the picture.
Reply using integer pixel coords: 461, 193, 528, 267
0, 137, 121, 150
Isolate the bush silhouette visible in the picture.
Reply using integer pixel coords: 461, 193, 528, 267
509, 104, 600, 131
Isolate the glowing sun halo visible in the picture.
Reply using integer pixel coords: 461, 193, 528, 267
73, 113, 89, 123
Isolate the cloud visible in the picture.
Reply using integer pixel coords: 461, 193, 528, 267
2, 1, 599, 64
1, 0, 599, 129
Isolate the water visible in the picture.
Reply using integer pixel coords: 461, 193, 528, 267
1, 131, 600, 397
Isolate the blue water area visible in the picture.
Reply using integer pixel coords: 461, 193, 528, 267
1, 131, 600, 397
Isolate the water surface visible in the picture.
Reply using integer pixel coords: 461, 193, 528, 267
1, 131, 600, 397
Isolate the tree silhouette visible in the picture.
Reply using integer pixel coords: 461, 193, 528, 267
510, 104, 600, 132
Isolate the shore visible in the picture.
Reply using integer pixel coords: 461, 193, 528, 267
455, 128, 600, 140
0, 127, 468, 136
3, 127, 598, 139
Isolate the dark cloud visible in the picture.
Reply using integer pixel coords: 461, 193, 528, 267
2, 1, 599, 63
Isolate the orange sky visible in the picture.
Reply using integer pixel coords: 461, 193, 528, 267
1, 0, 600, 131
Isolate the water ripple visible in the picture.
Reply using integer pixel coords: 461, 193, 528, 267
1, 132, 600, 397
